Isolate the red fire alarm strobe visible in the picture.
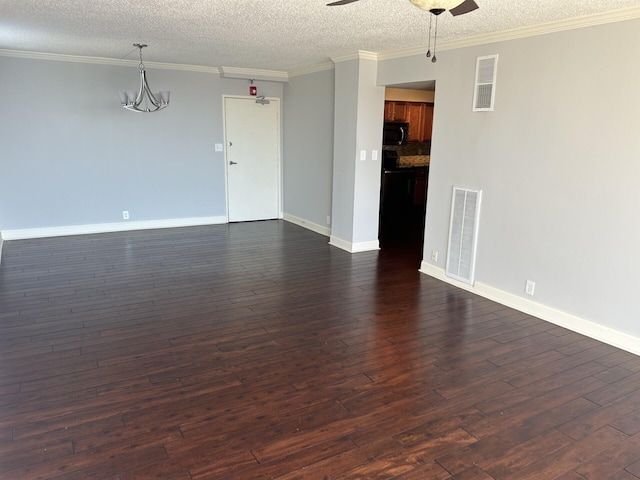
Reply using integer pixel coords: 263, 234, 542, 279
249, 85, 257, 96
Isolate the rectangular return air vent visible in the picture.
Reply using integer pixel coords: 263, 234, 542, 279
473, 54, 498, 111
446, 186, 482, 285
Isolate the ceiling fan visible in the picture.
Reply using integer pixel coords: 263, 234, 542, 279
327, 0, 480, 61
327, 0, 478, 16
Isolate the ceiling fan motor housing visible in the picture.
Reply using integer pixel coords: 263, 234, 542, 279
409, 0, 466, 12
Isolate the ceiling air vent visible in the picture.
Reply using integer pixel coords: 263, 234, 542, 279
446, 186, 482, 285
473, 54, 498, 112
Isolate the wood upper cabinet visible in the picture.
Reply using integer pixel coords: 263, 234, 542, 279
384, 101, 434, 142
422, 104, 434, 141
406, 103, 425, 142
384, 101, 408, 122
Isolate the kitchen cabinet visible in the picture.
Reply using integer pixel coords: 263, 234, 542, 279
384, 101, 408, 122
406, 103, 425, 142
384, 101, 434, 142
422, 104, 433, 141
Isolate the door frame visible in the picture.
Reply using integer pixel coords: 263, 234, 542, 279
222, 95, 283, 222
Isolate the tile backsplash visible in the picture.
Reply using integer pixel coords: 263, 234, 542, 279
398, 155, 430, 167
383, 141, 431, 156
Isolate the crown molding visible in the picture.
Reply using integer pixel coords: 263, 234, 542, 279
331, 50, 379, 64
378, 5, 640, 62
0, 48, 288, 80
0, 48, 219, 73
288, 61, 335, 78
218, 66, 289, 82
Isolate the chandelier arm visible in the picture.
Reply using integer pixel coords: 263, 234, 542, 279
133, 67, 147, 107
141, 70, 162, 109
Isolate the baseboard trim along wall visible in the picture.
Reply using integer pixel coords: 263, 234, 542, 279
1, 216, 227, 241
329, 235, 379, 253
420, 261, 640, 357
283, 213, 331, 237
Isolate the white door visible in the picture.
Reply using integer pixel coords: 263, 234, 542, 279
224, 96, 280, 222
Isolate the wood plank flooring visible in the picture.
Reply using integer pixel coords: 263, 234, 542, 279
1, 220, 639, 479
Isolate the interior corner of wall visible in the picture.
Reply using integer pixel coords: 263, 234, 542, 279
283, 213, 331, 237
329, 235, 353, 253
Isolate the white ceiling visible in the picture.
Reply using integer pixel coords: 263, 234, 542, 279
1, 0, 639, 72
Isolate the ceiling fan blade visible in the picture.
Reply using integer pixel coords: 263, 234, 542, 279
327, 0, 359, 5
449, 0, 478, 16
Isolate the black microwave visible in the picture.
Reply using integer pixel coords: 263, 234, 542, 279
383, 122, 409, 145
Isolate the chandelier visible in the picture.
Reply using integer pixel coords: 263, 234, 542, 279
119, 44, 170, 113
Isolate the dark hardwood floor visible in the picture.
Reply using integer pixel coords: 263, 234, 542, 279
1, 220, 640, 479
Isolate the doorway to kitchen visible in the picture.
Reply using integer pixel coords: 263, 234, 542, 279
379, 82, 435, 265
223, 96, 281, 222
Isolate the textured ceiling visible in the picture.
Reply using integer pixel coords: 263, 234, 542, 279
1, 0, 639, 72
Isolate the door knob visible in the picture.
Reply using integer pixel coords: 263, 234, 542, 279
229, 161, 238, 165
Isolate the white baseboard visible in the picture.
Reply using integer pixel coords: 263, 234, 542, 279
1, 216, 227, 241
283, 213, 330, 237
329, 235, 379, 253
420, 262, 640, 356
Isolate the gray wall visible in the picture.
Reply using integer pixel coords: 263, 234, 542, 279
282, 68, 335, 229
378, 19, 640, 337
0, 56, 283, 230
330, 56, 385, 249
330, 59, 359, 243
352, 58, 385, 245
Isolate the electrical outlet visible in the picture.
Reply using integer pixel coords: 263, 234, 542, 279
122, 210, 129, 220
431, 250, 438, 262
326, 215, 331, 225
525, 280, 535, 296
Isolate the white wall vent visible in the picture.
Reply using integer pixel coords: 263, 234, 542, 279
446, 186, 482, 285
473, 54, 498, 112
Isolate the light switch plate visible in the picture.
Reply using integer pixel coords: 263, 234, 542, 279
360, 150, 366, 161
371, 150, 378, 161
215, 143, 223, 152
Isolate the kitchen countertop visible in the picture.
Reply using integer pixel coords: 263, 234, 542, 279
398, 155, 430, 167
